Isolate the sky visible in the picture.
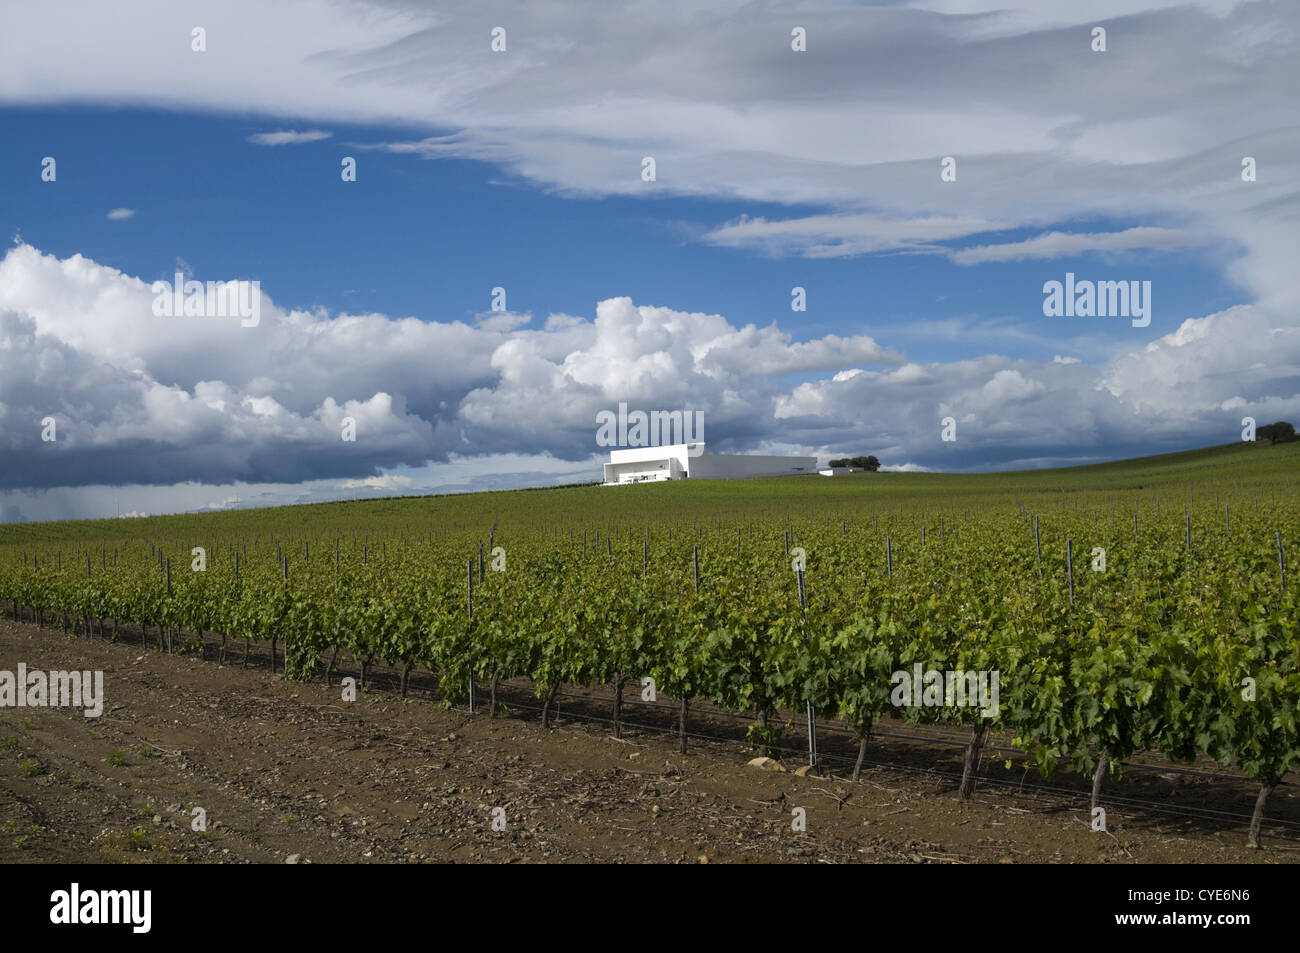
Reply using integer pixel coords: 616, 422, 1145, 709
0, 0, 1296, 522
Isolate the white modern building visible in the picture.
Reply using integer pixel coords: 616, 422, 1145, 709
603, 443, 817, 485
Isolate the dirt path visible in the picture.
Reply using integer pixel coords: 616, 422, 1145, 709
0, 619, 1292, 864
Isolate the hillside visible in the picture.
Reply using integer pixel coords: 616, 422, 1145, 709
2, 440, 1296, 544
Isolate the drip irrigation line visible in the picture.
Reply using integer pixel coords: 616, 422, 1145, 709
551, 686, 1289, 788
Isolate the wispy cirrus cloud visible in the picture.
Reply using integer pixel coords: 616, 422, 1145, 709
106, 208, 135, 221
247, 129, 332, 146
702, 213, 1013, 259
950, 226, 1201, 265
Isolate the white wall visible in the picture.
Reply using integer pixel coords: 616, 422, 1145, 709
604, 444, 695, 484
608, 443, 700, 470
604, 442, 816, 483
604, 456, 682, 484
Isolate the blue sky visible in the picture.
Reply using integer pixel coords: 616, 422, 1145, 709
0, 0, 1295, 522
2, 107, 1240, 364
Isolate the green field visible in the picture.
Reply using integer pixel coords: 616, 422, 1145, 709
3, 439, 1298, 545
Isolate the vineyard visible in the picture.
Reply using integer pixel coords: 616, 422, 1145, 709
2, 441, 1298, 848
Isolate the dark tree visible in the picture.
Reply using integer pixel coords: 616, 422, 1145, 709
827, 455, 881, 471
1258, 421, 1296, 444
1270, 421, 1295, 444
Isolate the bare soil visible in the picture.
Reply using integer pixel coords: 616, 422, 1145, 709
1, 618, 1295, 864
